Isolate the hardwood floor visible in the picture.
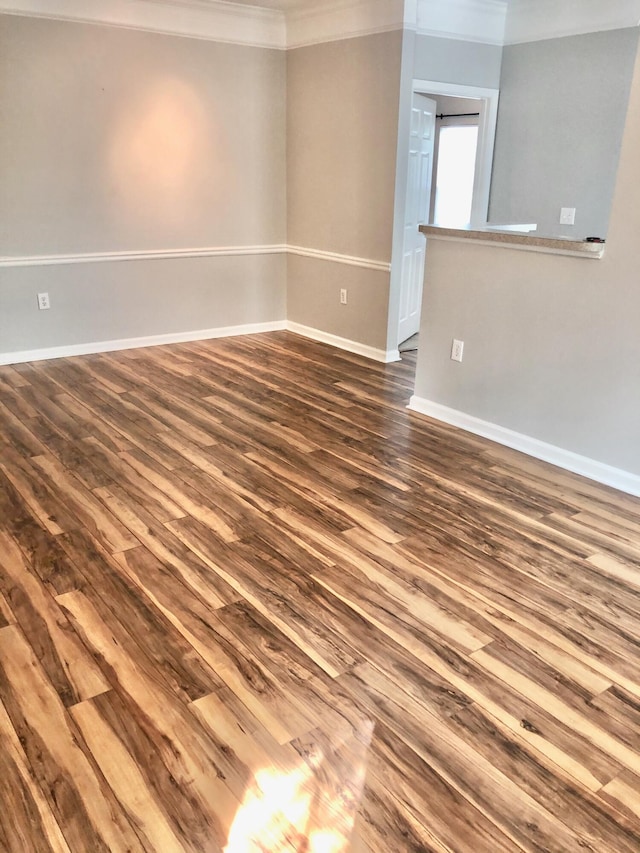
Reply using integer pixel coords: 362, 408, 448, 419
0, 330, 639, 852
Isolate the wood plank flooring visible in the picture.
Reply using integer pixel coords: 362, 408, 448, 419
1, 330, 640, 852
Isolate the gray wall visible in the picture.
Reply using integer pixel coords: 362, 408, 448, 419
414, 39, 640, 477
489, 28, 639, 238
413, 35, 503, 89
0, 15, 287, 355
287, 30, 403, 350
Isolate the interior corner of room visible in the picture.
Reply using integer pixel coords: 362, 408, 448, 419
1, 0, 640, 495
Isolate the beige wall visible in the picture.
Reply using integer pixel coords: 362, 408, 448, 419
286, 30, 402, 348
1, 15, 286, 254
0, 255, 286, 354
0, 14, 287, 355
287, 255, 390, 351
414, 40, 640, 476
287, 30, 402, 261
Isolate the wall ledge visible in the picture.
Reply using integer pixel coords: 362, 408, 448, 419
420, 225, 605, 259
408, 395, 640, 498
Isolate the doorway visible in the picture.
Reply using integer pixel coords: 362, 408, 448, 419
389, 80, 500, 351
431, 96, 482, 227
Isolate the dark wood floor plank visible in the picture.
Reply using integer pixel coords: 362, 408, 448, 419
57, 529, 223, 703
400, 531, 640, 698
364, 719, 521, 853
0, 399, 49, 457
120, 447, 239, 542
0, 699, 71, 853
0, 446, 80, 536
94, 484, 240, 609
216, 532, 364, 677
0, 531, 110, 706
313, 567, 623, 792
84, 435, 186, 522
0, 625, 145, 851
155, 432, 277, 513
70, 696, 189, 852
29, 453, 138, 553
56, 590, 239, 849
339, 663, 601, 853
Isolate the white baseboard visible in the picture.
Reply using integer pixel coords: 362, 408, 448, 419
408, 395, 640, 498
286, 321, 400, 364
0, 319, 402, 367
0, 320, 287, 366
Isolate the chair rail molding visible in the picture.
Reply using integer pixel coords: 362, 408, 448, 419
0, 245, 389, 270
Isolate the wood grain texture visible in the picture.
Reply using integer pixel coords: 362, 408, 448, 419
1, 331, 639, 851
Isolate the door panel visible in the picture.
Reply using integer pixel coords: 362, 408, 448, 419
398, 94, 436, 344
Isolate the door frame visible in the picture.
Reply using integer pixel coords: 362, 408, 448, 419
387, 80, 500, 352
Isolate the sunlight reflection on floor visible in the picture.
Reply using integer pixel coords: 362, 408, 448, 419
224, 721, 374, 853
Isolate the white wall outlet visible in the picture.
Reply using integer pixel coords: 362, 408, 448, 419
340, 289, 348, 305
37, 292, 51, 310
559, 207, 576, 225
451, 339, 464, 362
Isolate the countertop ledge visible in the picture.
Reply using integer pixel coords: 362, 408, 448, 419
419, 225, 605, 259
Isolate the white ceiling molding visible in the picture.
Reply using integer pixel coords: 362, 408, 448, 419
504, 0, 640, 45
0, 0, 287, 48
286, 0, 408, 49
3, 0, 638, 49
416, 0, 508, 46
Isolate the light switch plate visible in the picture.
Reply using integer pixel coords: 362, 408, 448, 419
560, 207, 576, 225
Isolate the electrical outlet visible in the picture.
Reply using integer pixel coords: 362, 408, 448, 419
559, 207, 576, 225
340, 289, 348, 305
451, 339, 464, 362
37, 292, 51, 310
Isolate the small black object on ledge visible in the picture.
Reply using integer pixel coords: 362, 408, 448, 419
585, 237, 606, 243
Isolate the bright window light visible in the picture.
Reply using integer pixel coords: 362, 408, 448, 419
433, 125, 479, 227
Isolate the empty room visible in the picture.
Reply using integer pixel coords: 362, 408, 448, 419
1, 0, 640, 850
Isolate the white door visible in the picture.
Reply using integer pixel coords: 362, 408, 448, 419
398, 94, 436, 344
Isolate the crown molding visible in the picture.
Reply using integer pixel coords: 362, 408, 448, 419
504, 0, 640, 45
416, 0, 508, 46
0, 0, 287, 49
286, 0, 408, 49
2, 0, 637, 50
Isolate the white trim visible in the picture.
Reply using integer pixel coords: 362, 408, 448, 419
3, 0, 639, 49
0, 244, 389, 270
0, 320, 287, 366
0, 0, 287, 49
287, 245, 390, 272
286, 0, 407, 49
408, 396, 640, 498
286, 322, 400, 364
0, 245, 287, 269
